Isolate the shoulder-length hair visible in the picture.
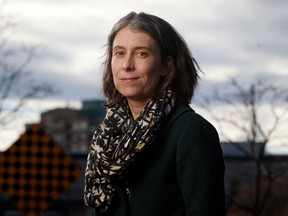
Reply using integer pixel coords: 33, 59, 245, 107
102, 12, 200, 107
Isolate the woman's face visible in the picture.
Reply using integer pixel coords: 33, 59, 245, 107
111, 26, 167, 105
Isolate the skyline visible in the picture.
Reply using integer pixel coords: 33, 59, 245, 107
1, 0, 288, 151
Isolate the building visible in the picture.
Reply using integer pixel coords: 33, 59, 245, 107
222, 142, 288, 215
40, 99, 106, 153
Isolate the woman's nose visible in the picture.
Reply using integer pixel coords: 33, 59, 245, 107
122, 57, 135, 71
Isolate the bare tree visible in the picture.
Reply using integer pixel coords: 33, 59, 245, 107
0, 4, 56, 130
197, 78, 288, 216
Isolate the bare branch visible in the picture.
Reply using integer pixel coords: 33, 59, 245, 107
197, 78, 288, 216
0, 4, 57, 130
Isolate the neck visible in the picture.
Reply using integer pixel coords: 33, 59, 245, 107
127, 99, 150, 119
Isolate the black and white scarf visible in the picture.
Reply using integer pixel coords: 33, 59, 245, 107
84, 88, 176, 213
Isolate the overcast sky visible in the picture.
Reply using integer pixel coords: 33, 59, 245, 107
1, 0, 288, 151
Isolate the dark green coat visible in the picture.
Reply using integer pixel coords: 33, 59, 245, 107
92, 102, 226, 216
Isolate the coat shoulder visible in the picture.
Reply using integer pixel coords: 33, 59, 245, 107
164, 102, 217, 135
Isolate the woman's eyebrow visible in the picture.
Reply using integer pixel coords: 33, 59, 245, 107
134, 46, 153, 51
113, 45, 153, 51
113, 45, 124, 50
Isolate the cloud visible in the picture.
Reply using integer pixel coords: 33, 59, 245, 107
3, 0, 287, 100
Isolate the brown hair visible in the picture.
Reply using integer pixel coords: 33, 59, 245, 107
102, 12, 200, 106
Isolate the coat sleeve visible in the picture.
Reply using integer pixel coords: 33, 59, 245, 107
176, 114, 226, 216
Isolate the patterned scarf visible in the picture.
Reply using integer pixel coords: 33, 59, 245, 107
84, 88, 176, 213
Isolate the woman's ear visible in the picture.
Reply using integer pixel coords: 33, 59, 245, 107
161, 56, 174, 76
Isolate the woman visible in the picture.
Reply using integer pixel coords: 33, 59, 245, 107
84, 12, 226, 216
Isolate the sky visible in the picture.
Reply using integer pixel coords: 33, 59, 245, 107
1, 0, 288, 151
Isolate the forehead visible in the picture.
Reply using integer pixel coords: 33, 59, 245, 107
113, 26, 158, 49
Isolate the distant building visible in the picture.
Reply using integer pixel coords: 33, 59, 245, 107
222, 142, 288, 215
40, 99, 106, 153
221, 141, 267, 158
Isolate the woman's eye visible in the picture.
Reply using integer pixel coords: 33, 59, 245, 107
137, 52, 147, 57
115, 51, 124, 57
